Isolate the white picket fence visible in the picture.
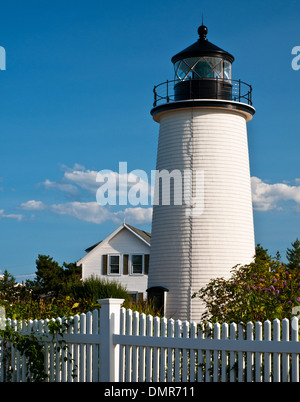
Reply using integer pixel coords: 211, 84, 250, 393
0, 298, 300, 382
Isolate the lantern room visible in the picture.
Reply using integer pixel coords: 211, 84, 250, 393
171, 24, 235, 101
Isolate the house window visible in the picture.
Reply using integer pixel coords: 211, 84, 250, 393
132, 255, 143, 274
128, 292, 144, 303
109, 255, 120, 274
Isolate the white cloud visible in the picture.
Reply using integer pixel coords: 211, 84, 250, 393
20, 200, 46, 211
0, 209, 23, 221
18, 199, 153, 225
64, 168, 99, 193
41, 164, 153, 204
49, 202, 119, 224
251, 177, 300, 211
122, 207, 153, 224
18, 163, 154, 225
42, 179, 79, 196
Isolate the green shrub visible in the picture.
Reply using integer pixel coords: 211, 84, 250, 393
123, 298, 163, 317
64, 275, 130, 303
192, 259, 300, 323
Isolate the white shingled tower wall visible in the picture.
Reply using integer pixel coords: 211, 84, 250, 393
148, 106, 255, 322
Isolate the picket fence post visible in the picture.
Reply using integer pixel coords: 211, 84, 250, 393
98, 298, 124, 382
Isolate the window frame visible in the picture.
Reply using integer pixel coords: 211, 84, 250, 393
108, 254, 121, 275
130, 254, 144, 275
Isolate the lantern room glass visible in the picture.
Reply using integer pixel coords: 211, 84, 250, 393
174, 56, 232, 82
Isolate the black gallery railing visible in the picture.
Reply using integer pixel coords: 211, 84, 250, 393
153, 78, 253, 107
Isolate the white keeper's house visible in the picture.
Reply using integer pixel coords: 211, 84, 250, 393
76, 223, 151, 302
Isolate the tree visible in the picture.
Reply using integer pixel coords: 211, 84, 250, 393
62, 262, 82, 284
255, 243, 272, 263
34, 255, 63, 297
27, 255, 82, 298
0, 270, 19, 302
275, 250, 281, 262
286, 238, 300, 272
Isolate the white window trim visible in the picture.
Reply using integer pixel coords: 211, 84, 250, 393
130, 254, 144, 276
108, 254, 121, 276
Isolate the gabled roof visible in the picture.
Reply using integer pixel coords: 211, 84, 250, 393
124, 223, 151, 246
85, 223, 151, 253
77, 223, 151, 266
83, 223, 151, 254
85, 241, 102, 253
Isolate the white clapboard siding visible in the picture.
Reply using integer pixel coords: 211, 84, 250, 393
149, 107, 255, 322
0, 302, 299, 382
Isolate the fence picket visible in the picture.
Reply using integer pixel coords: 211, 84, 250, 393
273, 319, 281, 382
139, 313, 146, 382
146, 315, 153, 382
221, 323, 229, 382
153, 316, 160, 382
132, 311, 139, 382
86, 312, 92, 382
79, 313, 86, 382
255, 321, 262, 382
238, 323, 244, 382
246, 322, 254, 382
197, 323, 205, 382
205, 322, 213, 382
282, 318, 289, 382
264, 320, 272, 382
61, 317, 67, 382
291, 317, 299, 382
119, 307, 126, 382
92, 309, 99, 382
213, 323, 220, 382
167, 319, 174, 382
190, 322, 197, 382
44, 319, 50, 382
73, 314, 79, 382
10, 319, 16, 382
174, 320, 182, 382
182, 321, 189, 382
55, 317, 62, 382
160, 318, 167, 382
125, 309, 132, 382
229, 323, 237, 382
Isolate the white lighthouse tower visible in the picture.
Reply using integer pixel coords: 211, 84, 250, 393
147, 24, 255, 322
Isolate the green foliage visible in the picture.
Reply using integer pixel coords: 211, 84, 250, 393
63, 276, 130, 303
0, 270, 20, 302
0, 318, 78, 382
123, 298, 164, 317
0, 324, 47, 382
286, 238, 300, 272
26, 255, 81, 299
193, 256, 300, 324
0, 296, 100, 321
255, 243, 272, 263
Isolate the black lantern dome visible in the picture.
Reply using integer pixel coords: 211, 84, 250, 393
172, 24, 234, 101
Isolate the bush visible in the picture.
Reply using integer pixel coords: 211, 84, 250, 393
192, 258, 300, 323
0, 296, 101, 321
123, 298, 163, 317
63, 276, 130, 303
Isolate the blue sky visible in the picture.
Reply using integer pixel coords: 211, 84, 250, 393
0, 0, 300, 281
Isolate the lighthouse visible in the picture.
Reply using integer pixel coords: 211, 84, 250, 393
147, 24, 255, 322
